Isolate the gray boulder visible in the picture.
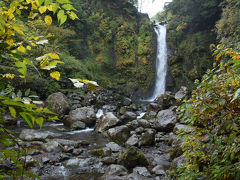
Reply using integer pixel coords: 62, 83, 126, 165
153, 93, 176, 110
140, 129, 156, 146
70, 121, 86, 130
121, 111, 137, 122
107, 125, 131, 145
154, 109, 177, 131
19, 129, 60, 141
173, 123, 194, 134
106, 142, 123, 152
175, 86, 188, 101
104, 164, 128, 176
96, 112, 120, 132
45, 92, 69, 115
126, 134, 139, 147
65, 106, 96, 127
117, 146, 149, 169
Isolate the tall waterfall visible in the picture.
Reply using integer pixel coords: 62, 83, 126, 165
148, 24, 167, 101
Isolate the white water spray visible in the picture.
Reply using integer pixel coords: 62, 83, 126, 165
147, 24, 168, 101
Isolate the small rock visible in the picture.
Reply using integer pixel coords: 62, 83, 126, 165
107, 125, 130, 145
173, 123, 194, 134
101, 156, 117, 164
123, 97, 132, 106
19, 129, 60, 141
41, 140, 62, 152
106, 142, 122, 152
141, 129, 156, 146
138, 119, 151, 128
70, 121, 86, 130
175, 86, 188, 101
152, 165, 166, 176
133, 167, 151, 177
104, 164, 128, 176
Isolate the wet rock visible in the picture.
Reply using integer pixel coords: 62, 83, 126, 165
152, 165, 166, 176
121, 111, 137, 123
41, 140, 62, 152
153, 93, 176, 110
65, 106, 96, 127
126, 134, 139, 147
119, 106, 127, 115
123, 97, 132, 106
3, 113, 18, 125
19, 129, 60, 141
155, 132, 170, 143
171, 155, 187, 169
91, 147, 111, 157
72, 148, 83, 156
127, 172, 153, 180
126, 120, 139, 129
102, 176, 127, 180
133, 167, 151, 177
169, 135, 183, 159
64, 157, 105, 174
135, 127, 144, 134
107, 125, 131, 145
173, 123, 194, 134
101, 156, 117, 164
117, 146, 149, 169
147, 102, 161, 112
21, 155, 36, 167
139, 119, 151, 128
70, 121, 86, 130
54, 139, 80, 148
104, 164, 128, 176
175, 86, 188, 101
154, 109, 177, 132
96, 112, 120, 132
106, 142, 122, 152
141, 129, 156, 146
45, 92, 69, 115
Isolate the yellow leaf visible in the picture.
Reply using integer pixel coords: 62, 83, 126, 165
5, 38, 14, 45
47, 5, 53, 11
26, 45, 31, 50
18, 45, 26, 54
39, 6, 47, 14
49, 53, 60, 59
44, 15, 52, 26
31, 42, 37, 47
50, 71, 60, 81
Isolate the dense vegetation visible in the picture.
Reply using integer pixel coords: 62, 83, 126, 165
156, 0, 240, 179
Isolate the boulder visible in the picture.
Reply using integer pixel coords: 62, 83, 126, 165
70, 121, 86, 130
126, 134, 139, 147
171, 155, 187, 169
153, 93, 176, 110
154, 109, 177, 131
138, 119, 151, 128
123, 97, 132, 106
19, 129, 60, 141
107, 125, 131, 145
175, 86, 188, 101
106, 142, 123, 152
151, 165, 166, 176
104, 164, 128, 176
45, 92, 69, 115
96, 112, 120, 132
64, 157, 104, 174
140, 129, 156, 146
121, 111, 137, 122
65, 106, 96, 127
173, 123, 194, 134
117, 146, 149, 169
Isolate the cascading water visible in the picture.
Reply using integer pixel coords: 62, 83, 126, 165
147, 24, 168, 101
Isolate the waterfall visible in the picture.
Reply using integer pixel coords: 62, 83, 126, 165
147, 24, 168, 101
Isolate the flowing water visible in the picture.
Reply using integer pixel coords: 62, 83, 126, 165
147, 24, 167, 101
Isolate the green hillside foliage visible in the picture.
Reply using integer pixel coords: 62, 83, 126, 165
67, 0, 156, 96
216, 0, 240, 50
161, 0, 222, 91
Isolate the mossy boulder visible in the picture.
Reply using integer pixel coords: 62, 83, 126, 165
117, 146, 149, 169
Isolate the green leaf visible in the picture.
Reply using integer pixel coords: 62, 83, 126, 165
25, 89, 30, 96
231, 88, 240, 102
60, 15, 67, 25
56, 0, 71, 4
62, 4, 75, 11
52, 3, 60, 14
9, 106, 16, 118
19, 112, 33, 128
44, 0, 52, 6
36, 117, 44, 129
17, 90, 22, 97
57, 9, 64, 21
38, 0, 45, 5
2, 99, 25, 107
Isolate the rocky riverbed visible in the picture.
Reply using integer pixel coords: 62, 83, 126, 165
2, 87, 191, 179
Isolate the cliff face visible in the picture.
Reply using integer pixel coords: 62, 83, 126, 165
68, 0, 156, 98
